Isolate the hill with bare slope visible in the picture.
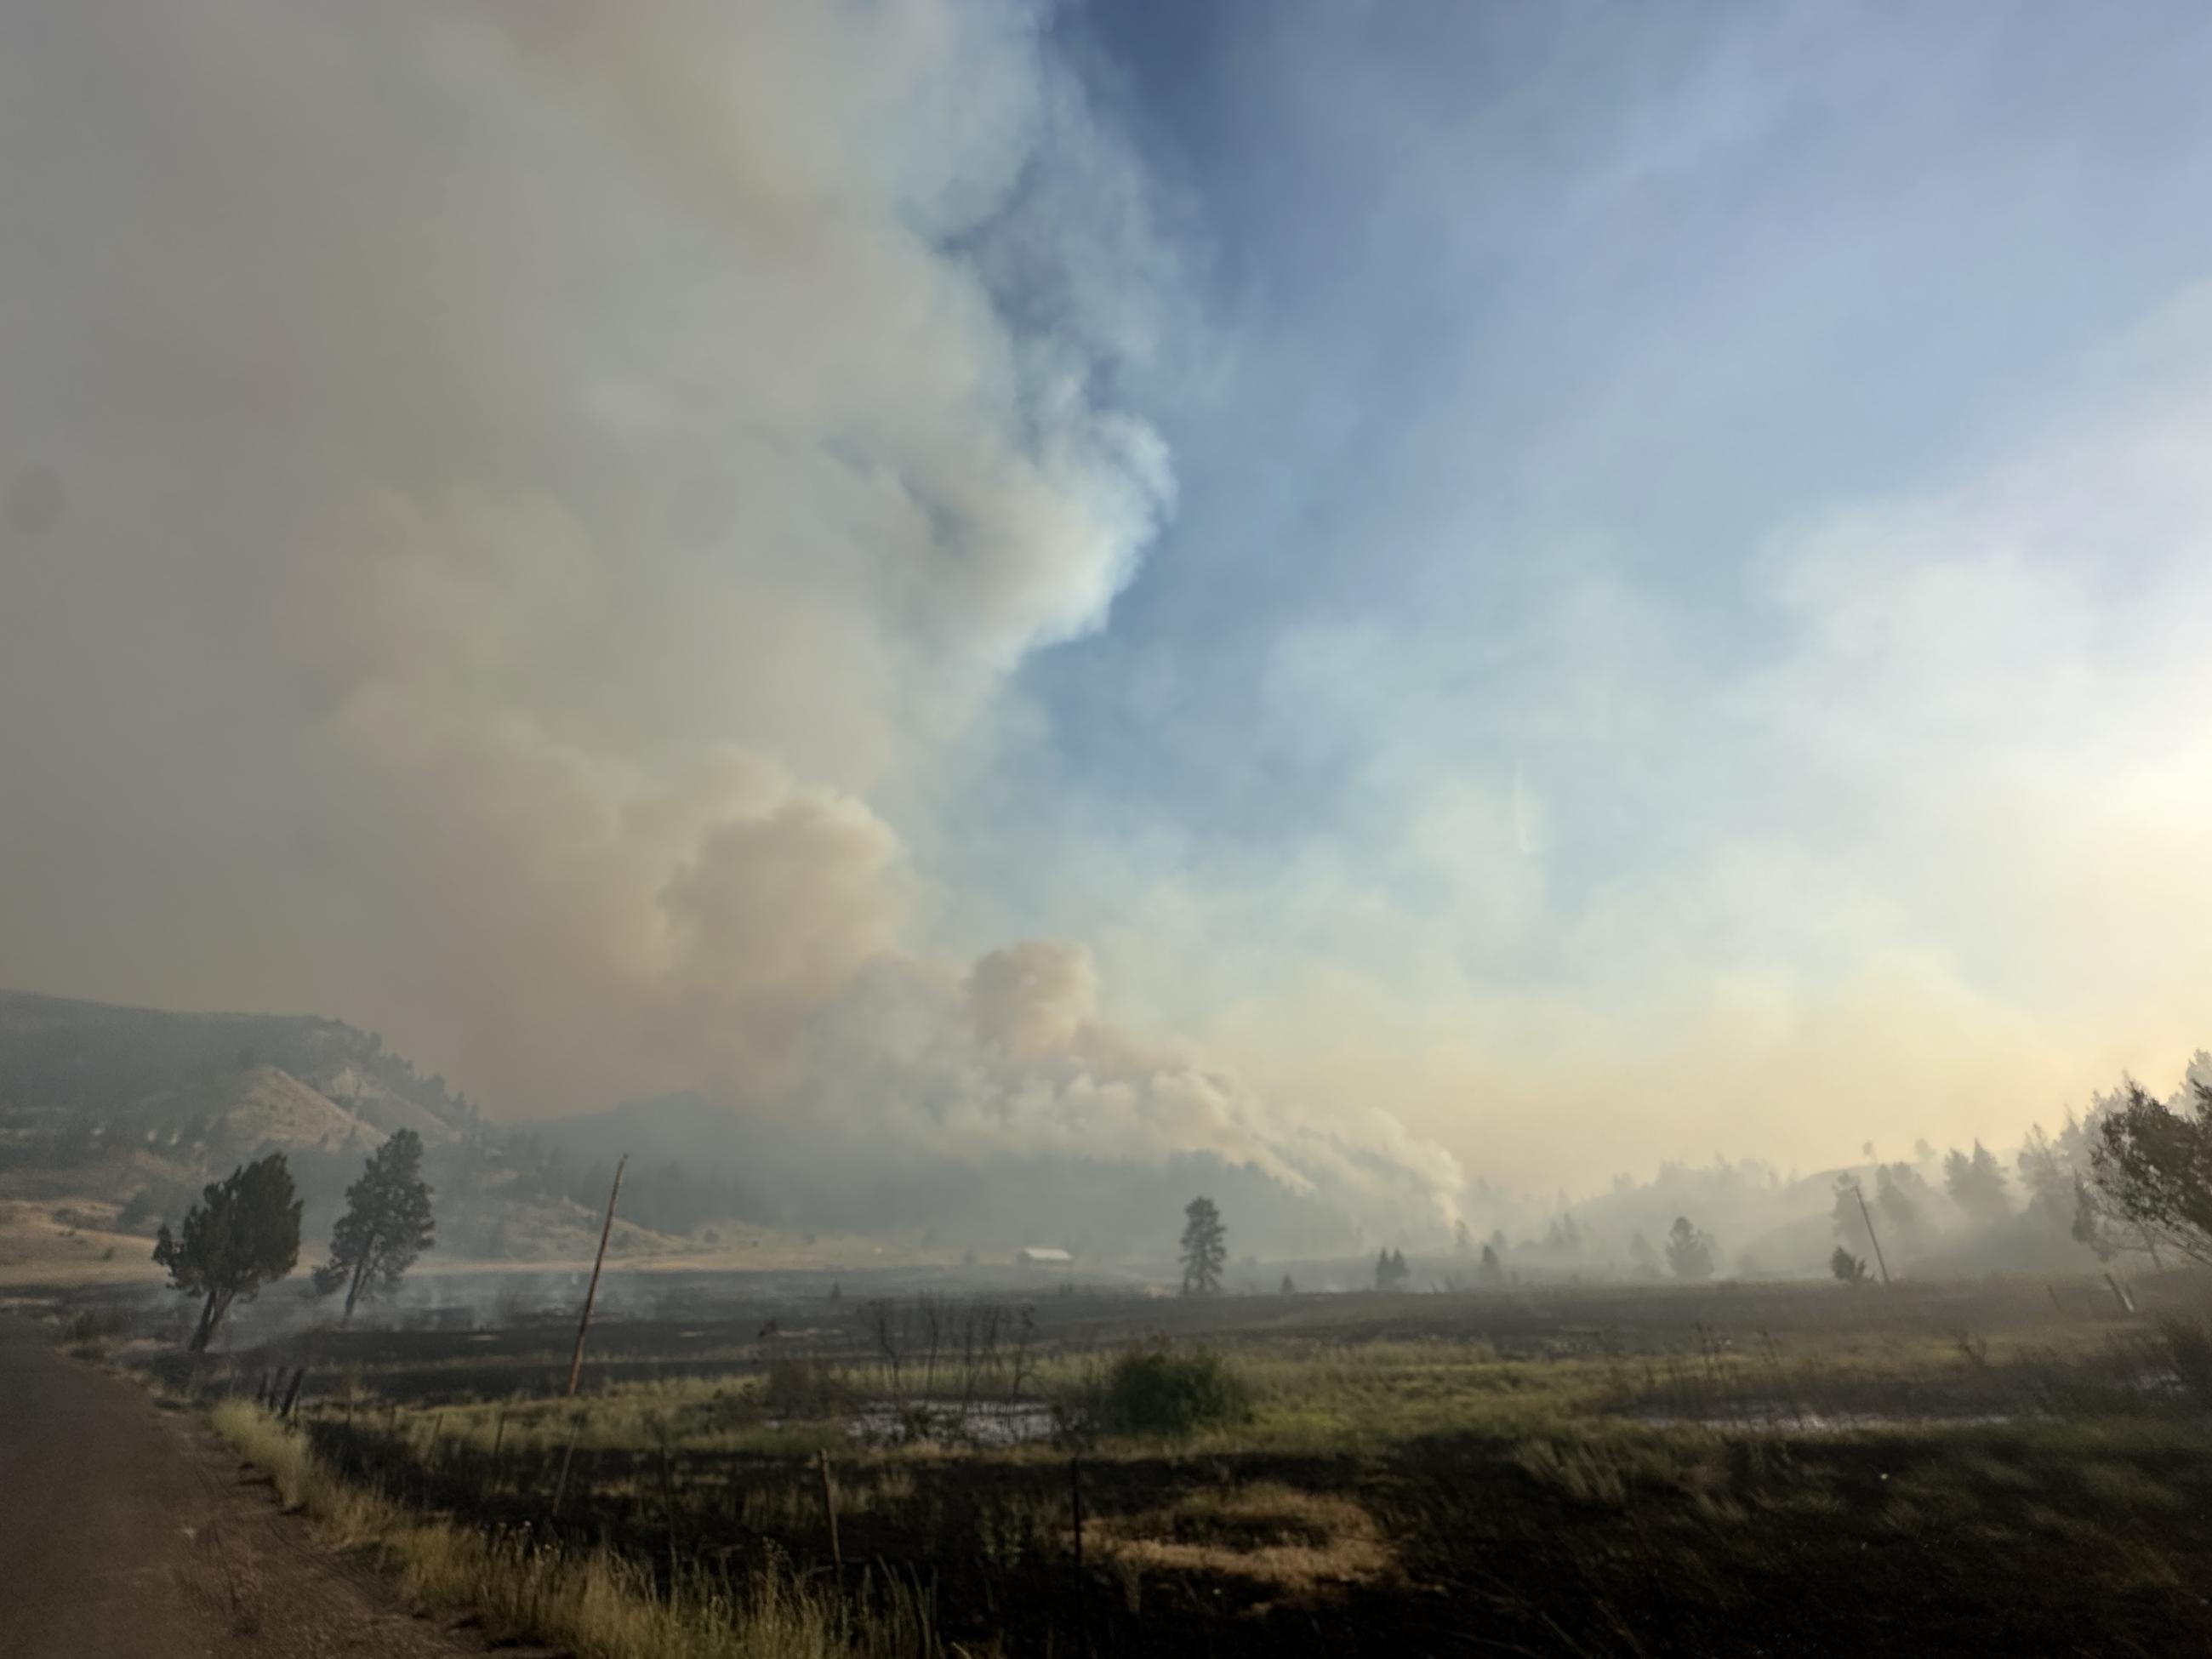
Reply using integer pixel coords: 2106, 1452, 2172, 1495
0, 989, 701, 1273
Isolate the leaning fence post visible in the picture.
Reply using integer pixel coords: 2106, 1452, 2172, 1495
818, 1447, 843, 1580
279, 1365, 305, 1420
566, 1154, 628, 1398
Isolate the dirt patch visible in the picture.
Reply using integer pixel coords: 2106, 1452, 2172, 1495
0, 1315, 510, 1658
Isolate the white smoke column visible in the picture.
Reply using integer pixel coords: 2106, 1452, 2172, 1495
0, 0, 1460, 1219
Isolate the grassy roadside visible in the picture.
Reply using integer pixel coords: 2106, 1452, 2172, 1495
210, 1400, 951, 1659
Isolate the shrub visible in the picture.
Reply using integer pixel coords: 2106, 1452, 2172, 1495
1099, 1343, 1253, 1437
761, 1356, 849, 1419
2158, 1317, 2212, 1408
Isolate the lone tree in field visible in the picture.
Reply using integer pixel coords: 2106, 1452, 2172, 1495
1830, 1246, 1870, 1286
313, 1128, 436, 1320
1665, 1216, 1715, 1282
1179, 1196, 1226, 1295
153, 1153, 302, 1352
2089, 1078, 2212, 1266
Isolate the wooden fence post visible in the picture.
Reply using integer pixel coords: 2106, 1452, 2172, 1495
550, 1411, 583, 1519
660, 1440, 681, 1605
818, 1448, 843, 1581
1070, 1454, 1088, 1657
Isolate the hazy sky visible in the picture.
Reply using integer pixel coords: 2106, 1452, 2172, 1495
3, 2, 2209, 1202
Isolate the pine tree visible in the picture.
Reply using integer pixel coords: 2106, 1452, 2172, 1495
1876, 1162, 1930, 1248
1943, 1140, 2011, 1226
1178, 1196, 1226, 1295
1665, 1216, 1714, 1282
2072, 1172, 2114, 1261
312, 1129, 436, 1320
1478, 1243, 1506, 1286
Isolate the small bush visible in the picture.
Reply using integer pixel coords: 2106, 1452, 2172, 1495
2158, 1317, 2212, 1408
761, 1356, 849, 1419
1099, 1343, 1253, 1437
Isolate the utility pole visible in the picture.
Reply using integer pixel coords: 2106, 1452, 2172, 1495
566, 1154, 627, 1398
1851, 1180, 1891, 1286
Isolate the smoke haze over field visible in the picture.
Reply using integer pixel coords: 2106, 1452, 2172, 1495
3, 3, 2212, 1217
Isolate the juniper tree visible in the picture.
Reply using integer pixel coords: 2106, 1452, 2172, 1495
153, 1153, 302, 1351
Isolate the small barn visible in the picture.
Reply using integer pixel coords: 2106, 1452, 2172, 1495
1014, 1246, 1073, 1269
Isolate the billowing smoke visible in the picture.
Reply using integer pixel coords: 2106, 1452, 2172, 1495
782, 940, 1462, 1214
0, 3, 1459, 1230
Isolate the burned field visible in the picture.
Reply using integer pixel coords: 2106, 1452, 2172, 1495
107, 1273, 2212, 1655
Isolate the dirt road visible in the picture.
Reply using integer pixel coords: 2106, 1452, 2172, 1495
0, 1315, 486, 1658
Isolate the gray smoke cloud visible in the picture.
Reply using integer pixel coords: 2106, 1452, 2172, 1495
0, 2, 1461, 1226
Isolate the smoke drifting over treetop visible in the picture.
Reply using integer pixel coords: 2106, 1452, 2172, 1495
0, 3, 1457, 1223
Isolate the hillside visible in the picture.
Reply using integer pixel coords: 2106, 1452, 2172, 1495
0, 989, 698, 1276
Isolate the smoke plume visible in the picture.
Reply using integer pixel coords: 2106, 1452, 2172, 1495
0, 3, 1459, 1229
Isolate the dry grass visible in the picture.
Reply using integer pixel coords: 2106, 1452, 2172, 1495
212, 1400, 951, 1659
0, 1195, 157, 1285
1093, 1481, 1394, 1595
